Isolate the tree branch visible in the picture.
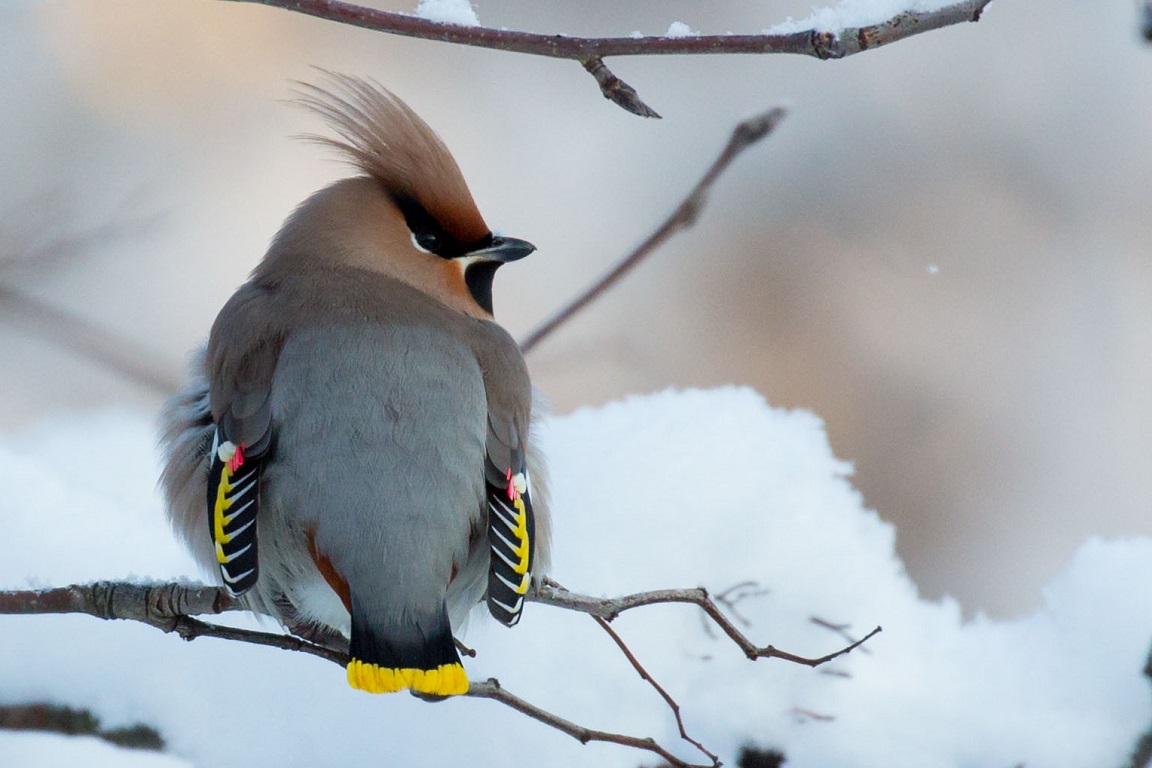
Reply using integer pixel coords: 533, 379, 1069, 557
468, 678, 711, 768
519, 106, 786, 353
532, 581, 882, 666
225, 1, 993, 60
580, 56, 661, 118
221, 0, 993, 116
0, 581, 237, 622
1, 578, 880, 764
591, 614, 719, 767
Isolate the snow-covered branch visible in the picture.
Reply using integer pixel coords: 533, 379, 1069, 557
221, 0, 995, 116
0, 578, 879, 767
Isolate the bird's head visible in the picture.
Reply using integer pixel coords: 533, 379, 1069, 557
262, 73, 534, 318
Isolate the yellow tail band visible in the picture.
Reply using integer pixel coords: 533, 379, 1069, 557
346, 659, 469, 696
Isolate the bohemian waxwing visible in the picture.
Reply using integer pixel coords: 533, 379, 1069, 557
158, 73, 550, 697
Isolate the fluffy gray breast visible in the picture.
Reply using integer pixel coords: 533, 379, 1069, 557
263, 321, 489, 611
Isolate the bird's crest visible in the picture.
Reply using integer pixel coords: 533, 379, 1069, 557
294, 72, 489, 244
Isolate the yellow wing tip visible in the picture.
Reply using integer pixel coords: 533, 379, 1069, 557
346, 659, 468, 696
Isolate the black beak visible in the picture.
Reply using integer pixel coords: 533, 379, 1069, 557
470, 235, 536, 263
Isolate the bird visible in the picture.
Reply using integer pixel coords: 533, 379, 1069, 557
158, 73, 550, 697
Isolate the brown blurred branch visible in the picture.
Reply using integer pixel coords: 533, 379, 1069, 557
0, 702, 165, 751
1123, 642, 1152, 768
810, 616, 874, 656
0, 285, 180, 395
224, 0, 993, 116
1, 578, 878, 766
519, 106, 787, 353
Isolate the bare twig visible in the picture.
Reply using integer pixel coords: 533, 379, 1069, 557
790, 707, 835, 723
519, 107, 787, 352
533, 580, 881, 667
468, 678, 710, 768
223, 0, 993, 115
172, 614, 351, 665
455, 637, 477, 658
703, 581, 770, 640
715, 581, 770, 628
810, 616, 874, 656
592, 615, 719, 767
581, 57, 660, 118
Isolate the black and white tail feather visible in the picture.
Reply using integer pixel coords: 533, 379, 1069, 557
205, 428, 263, 596
485, 453, 535, 627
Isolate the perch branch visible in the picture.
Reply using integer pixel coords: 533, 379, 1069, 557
2, 578, 879, 763
0, 581, 740, 766
224, 0, 993, 115
519, 106, 786, 353
0, 581, 344, 664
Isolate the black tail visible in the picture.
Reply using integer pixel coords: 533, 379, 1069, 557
346, 599, 467, 695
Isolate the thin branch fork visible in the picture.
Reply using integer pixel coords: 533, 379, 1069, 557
224, 0, 994, 116
470, 678, 711, 768
532, 581, 882, 667
519, 105, 787, 353
591, 614, 719, 767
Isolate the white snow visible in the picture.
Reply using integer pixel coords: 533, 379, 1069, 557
665, 21, 696, 38
767, 0, 960, 35
1, 389, 1149, 767
0, 732, 190, 768
412, 0, 480, 27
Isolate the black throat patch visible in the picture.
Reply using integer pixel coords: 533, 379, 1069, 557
464, 261, 501, 314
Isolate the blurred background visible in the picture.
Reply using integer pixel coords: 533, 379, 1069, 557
0, 0, 1148, 618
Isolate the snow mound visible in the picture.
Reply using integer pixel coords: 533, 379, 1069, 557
0, 389, 1148, 767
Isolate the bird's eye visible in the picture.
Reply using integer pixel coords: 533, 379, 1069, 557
412, 231, 441, 254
